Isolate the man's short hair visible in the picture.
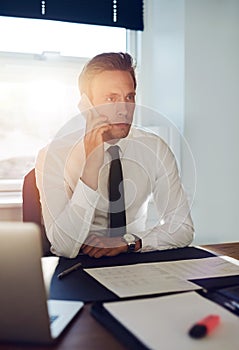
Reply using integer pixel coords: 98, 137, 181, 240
78, 52, 137, 96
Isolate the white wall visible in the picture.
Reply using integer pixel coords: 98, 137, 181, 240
184, 0, 239, 244
140, 0, 185, 130
141, 0, 239, 244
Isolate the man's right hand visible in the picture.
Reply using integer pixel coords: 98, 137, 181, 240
81, 113, 111, 190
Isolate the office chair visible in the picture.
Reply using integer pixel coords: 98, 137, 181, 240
22, 168, 51, 256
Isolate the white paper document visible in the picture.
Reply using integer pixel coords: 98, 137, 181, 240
84, 256, 239, 298
156, 256, 239, 280
104, 291, 239, 350
85, 263, 200, 298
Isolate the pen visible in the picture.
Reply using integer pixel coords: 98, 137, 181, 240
188, 314, 220, 339
57, 262, 82, 279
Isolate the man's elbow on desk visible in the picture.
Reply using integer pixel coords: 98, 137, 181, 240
140, 225, 194, 252
167, 226, 195, 249
49, 235, 82, 259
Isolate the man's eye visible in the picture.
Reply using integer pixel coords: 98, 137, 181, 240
126, 95, 135, 102
106, 97, 115, 102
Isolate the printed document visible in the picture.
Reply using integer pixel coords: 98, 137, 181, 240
84, 256, 239, 298
85, 264, 200, 297
155, 256, 239, 280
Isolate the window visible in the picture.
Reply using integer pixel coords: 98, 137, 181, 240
0, 17, 126, 185
0, 16, 126, 57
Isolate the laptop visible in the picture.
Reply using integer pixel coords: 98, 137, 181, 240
0, 222, 83, 345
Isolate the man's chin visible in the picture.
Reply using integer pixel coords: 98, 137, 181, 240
104, 123, 131, 141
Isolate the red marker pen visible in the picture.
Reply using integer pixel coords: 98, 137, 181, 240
189, 315, 220, 339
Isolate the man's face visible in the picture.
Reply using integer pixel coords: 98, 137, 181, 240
89, 70, 136, 141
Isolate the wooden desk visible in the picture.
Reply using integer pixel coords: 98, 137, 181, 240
201, 242, 239, 260
0, 243, 238, 350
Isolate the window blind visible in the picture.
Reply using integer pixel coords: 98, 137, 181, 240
0, 0, 144, 30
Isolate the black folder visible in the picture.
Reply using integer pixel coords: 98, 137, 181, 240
91, 288, 239, 350
91, 302, 148, 350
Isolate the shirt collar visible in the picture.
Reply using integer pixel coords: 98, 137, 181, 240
104, 128, 133, 155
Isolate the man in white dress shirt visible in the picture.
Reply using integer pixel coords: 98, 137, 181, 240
36, 52, 194, 258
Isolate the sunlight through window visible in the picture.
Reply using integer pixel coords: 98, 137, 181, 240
0, 16, 126, 57
0, 17, 126, 181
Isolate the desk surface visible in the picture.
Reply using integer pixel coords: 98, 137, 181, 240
0, 242, 238, 350
201, 242, 239, 260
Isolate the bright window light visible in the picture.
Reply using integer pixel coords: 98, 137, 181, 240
0, 16, 126, 57
0, 17, 126, 182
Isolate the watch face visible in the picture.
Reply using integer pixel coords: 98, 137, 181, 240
128, 242, 136, 252
123, 233, 135, 243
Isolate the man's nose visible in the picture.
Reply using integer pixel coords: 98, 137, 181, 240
116, 102, 128, 117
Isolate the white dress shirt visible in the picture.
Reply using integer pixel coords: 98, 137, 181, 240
35, 119, 194, 258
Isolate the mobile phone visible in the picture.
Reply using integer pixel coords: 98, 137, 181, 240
78, 93, 99, 119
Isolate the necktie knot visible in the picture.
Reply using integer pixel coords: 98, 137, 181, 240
108, 145, 120, 160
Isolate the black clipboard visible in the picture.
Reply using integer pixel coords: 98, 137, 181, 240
91, 287, 239, 350
91, 302, 149, 350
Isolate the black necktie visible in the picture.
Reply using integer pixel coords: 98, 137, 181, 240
108, 146, 126, 237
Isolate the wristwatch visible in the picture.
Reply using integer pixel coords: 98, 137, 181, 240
122, 233, 138, 253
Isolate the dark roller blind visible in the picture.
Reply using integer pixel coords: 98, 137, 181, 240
0, 0, 144, 30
